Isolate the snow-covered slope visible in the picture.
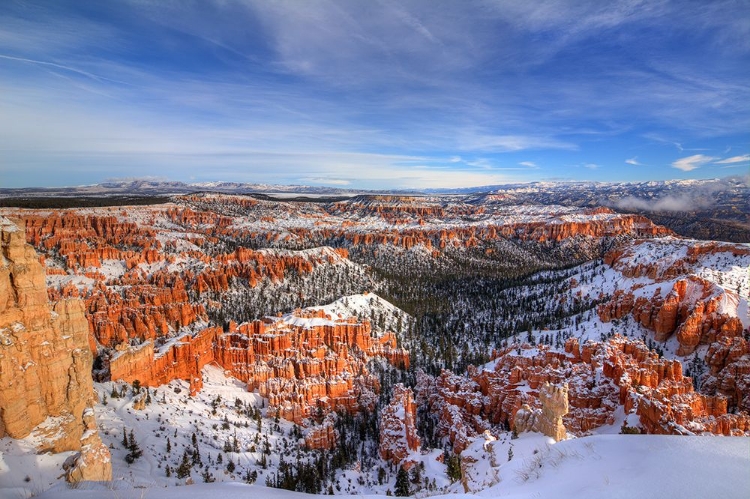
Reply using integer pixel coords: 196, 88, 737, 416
22, 433, 749, 499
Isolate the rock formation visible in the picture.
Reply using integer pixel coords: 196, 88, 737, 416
108, 306, 408, 425
514, 382, 569, 441
599, 276, 744, 356
597, 238, 750, 413
217, 309, 408, 424
0, 217, 111, 482
379, 384, 420, 464
417, 335, 750, 454
304, 413, 338, 450
109, 326, 221, 396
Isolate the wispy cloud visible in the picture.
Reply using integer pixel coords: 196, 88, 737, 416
0, 1, 748, 187
303, 177, 352, 186
671, 154, 716, 171
625, 157, 641, 165
459, 134, 577, 153
612, 178, 732, 212
715, 154, 750, 164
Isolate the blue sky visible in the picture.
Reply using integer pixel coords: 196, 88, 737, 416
1, 0, 748, 189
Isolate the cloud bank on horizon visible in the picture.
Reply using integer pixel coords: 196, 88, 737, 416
0, 0, 748, 189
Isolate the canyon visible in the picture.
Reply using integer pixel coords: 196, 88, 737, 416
0, 193, 747, 497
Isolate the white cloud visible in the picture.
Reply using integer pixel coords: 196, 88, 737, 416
0, 54, 125, 84
625, 157, 641, 165
519, 161, 538, 168
671, 154, 716, 171
303, 177, 351, 186
449, 156, 462, 163
583, 163, 599, 170
459, 134, 576, 152
715, 154, 750, 164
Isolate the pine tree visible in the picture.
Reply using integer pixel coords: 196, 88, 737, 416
446, 452, 461, 482
394, 466, 411, 497
176, 451, 191, 479
192, 445, 202, 467
125, 430, 143, 464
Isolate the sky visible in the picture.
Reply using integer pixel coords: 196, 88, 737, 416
0, 0, 748, 190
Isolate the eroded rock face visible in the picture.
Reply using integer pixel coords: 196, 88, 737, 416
600, 276, 744, 356
304, 413, 338, 450
417, 335, 750, 453
597, 239, 750, 413
379, 384, 420, 464
514, 382, 569, 441
109, 326, 221, 396
108, 306, 408, 425
0, 218, 111, 482
703, 337, 750, 412
219, 310, 408, 424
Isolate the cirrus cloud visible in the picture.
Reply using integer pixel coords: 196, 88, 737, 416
625, 157, 641, 166
671, 154, 716, 171
715, 154, 750, 164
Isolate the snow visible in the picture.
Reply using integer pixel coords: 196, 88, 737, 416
0, 216, 19, 232
478, 434, 749, 499
11, 434, 747, 499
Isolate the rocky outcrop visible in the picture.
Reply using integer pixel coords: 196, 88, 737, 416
597, 244, 749, 413
514, 382, 569, 441
109, 326, 221, 395
108, 306, 408, 427
379, 384, 420, 464
417, 335, 750, 453
304, 413, 338, 450
703, 336, 750, 413
604, 239, 750, 280
599, 276, 744, 356
216, 310, 408, 424
62, 408, 112, 483
0, 217, 111, 482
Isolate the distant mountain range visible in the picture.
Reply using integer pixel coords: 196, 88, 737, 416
1, 175, 747, 242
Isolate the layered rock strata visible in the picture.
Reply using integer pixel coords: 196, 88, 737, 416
597, 240, 750, 412
0, 218, 111, 482
598, 276, 743, 356
109, 307, 409, 424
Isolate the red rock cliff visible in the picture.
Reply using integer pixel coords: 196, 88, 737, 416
0, 218, 111, 482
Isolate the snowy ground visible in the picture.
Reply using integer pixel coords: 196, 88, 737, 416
0, 364, 443, 498
2, 339, 748, 499
12, 433, 748, 499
